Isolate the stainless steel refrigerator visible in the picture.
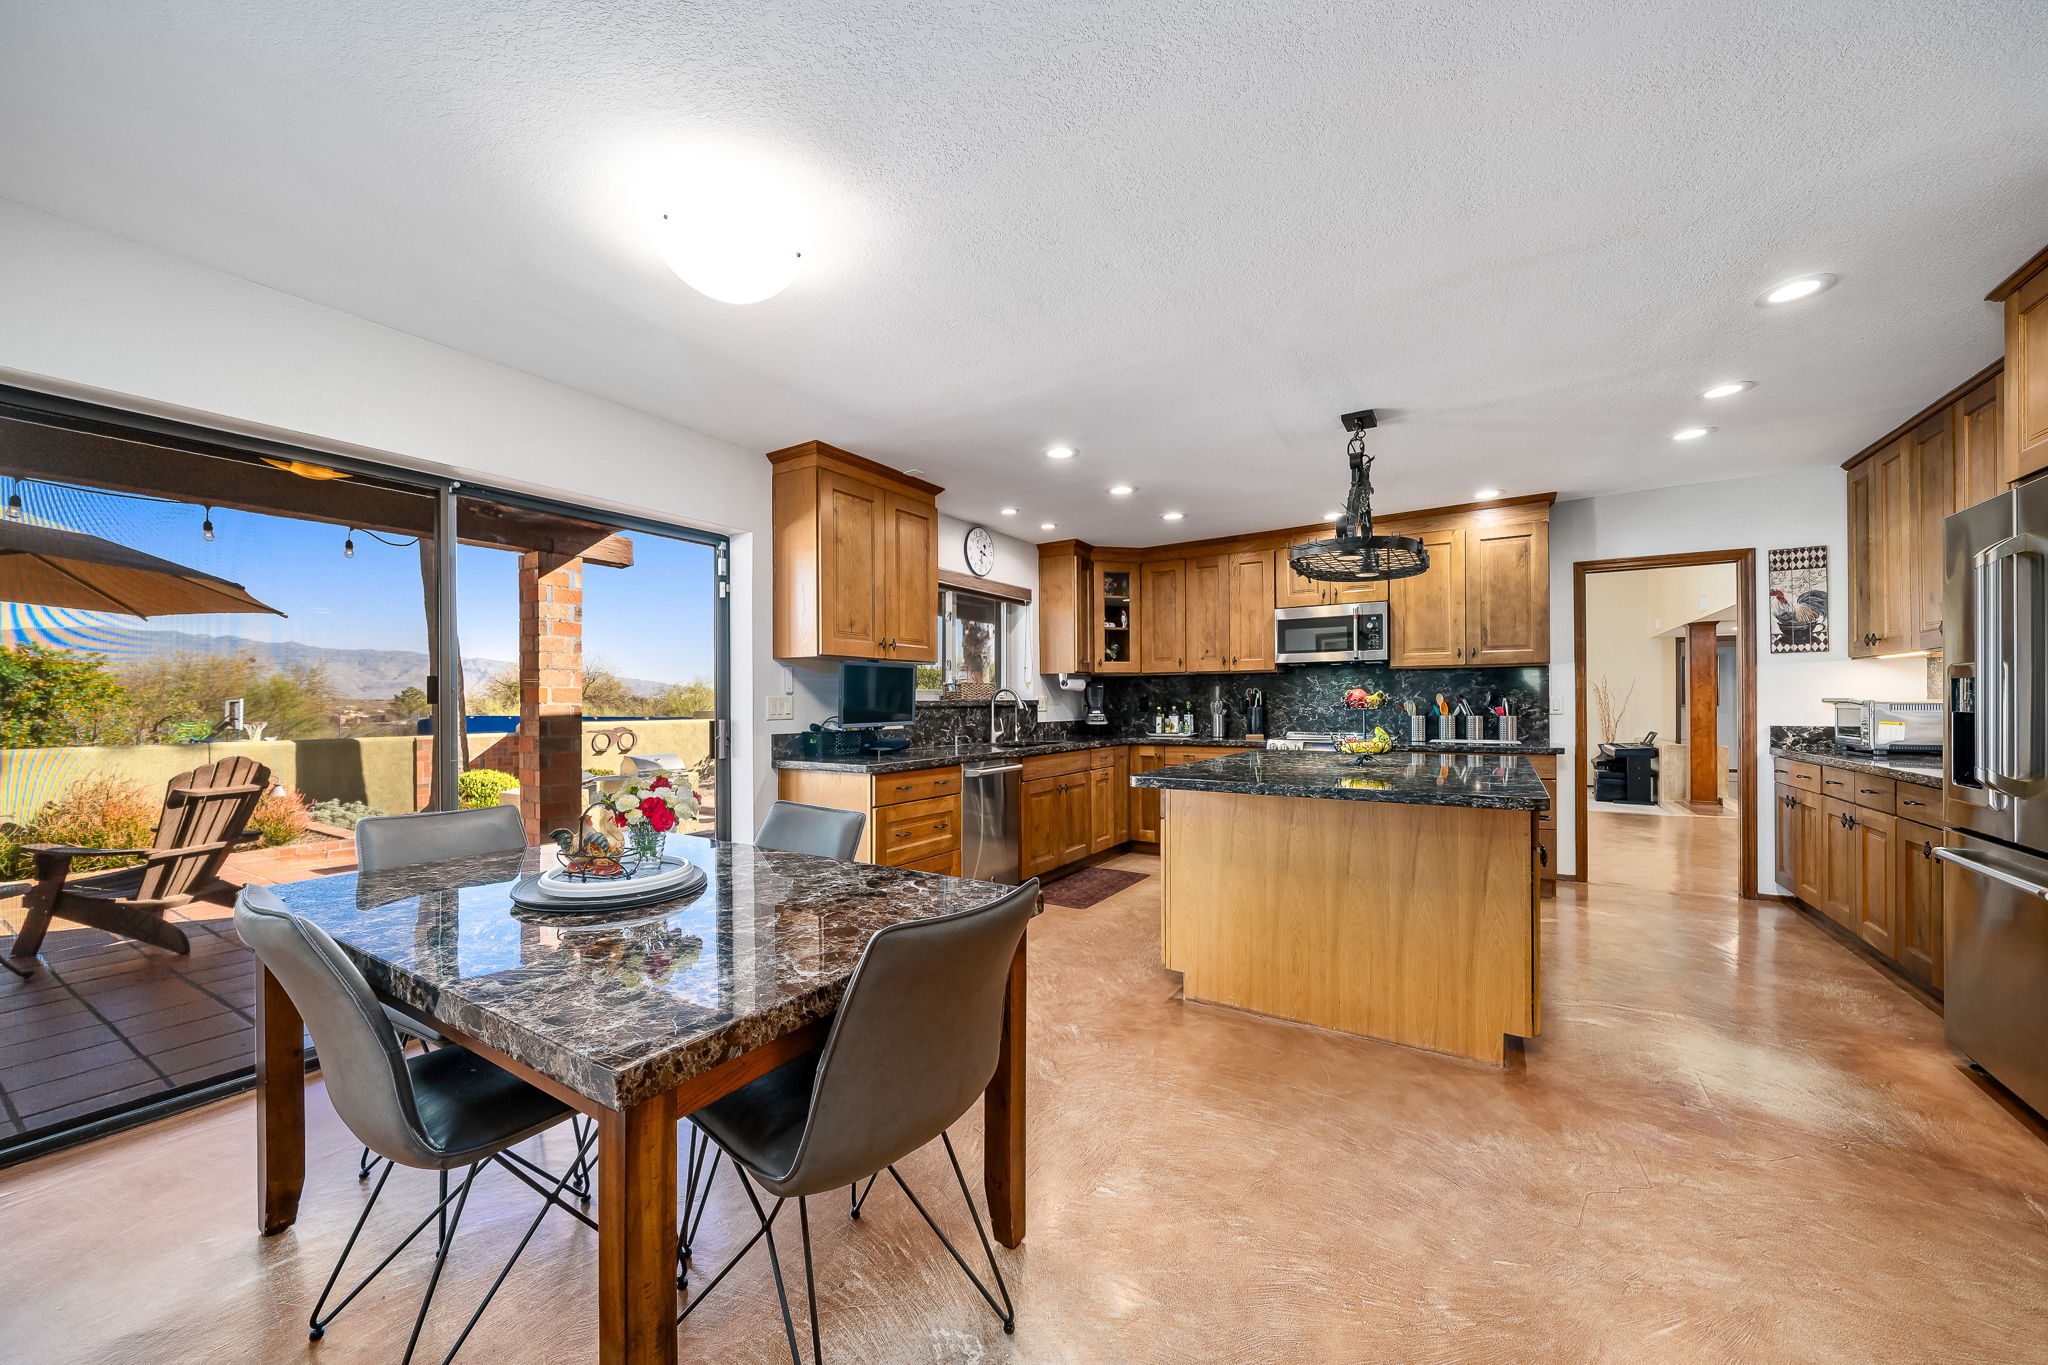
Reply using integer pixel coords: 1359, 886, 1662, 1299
1941, 477, 2048, 1116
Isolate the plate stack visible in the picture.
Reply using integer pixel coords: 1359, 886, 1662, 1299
511, 856, 708, 913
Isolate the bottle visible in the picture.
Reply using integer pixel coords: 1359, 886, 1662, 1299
1153, 705, 1165, 735
1166, 704, 1179, 735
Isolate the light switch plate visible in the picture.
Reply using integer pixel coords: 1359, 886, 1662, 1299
764, 694, 794, 721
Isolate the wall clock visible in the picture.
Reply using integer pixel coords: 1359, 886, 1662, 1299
964, 525, 996, 577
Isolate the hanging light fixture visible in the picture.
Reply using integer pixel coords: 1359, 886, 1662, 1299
343, 528, 357, 559
202, 506, 216, 541
1287, 410, 1429, 582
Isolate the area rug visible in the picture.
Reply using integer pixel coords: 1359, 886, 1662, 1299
1041, 867, 1148, 909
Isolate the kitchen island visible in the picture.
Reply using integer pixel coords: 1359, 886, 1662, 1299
1133, 749, 1550, 1065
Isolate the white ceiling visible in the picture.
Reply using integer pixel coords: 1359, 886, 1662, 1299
4, 2, 2046, 546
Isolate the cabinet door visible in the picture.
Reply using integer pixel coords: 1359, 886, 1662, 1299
1851, 808, 1897, 956
1908, 416, 1951, 653
1186, 553, 1231, 672
1328, 577, 1390, 604
2004, 264, 2048, 482
1109, 749, 1130, 843
1128, 750, 1164, 842
1273, 546, 1328, 608
1847, 444, 1910, 657
1390, 528, 1467, 667
816, 469, 887, 658
1793, 788, 1827, 909
1088, 765, 1118, 854
1020, 775, 1064, 879
1060, 778, 1094, 866
1895, 819, 1944, 991
1465, 520, 1549, 666
881, 493, 940, 661
1227, 550, 1277, 671
1953, 376, 2003, 514
1139, 560, 1188, 672
1094, 559, 1140, 673
1774, 784, 1800, 894
1820, 797, 1857, 927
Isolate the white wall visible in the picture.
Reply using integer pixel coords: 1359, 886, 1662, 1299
0, 198, 782, 829
1550, 467, 1928, 889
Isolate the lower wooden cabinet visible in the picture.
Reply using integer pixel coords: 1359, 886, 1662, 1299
1778, 774, 1943, 996
776, 763, 963, 868
1021, 772, 1090, 879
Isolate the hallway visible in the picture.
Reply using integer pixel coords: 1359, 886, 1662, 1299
3, 845, 2045, 1363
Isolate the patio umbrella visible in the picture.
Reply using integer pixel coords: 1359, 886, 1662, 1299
0, 521, 284, 618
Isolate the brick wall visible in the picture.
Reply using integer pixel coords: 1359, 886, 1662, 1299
519, 552, 585, 839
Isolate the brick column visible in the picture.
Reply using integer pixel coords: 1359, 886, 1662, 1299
518, 551, 585, 840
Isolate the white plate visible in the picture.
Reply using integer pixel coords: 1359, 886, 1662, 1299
537, 855, 697, 900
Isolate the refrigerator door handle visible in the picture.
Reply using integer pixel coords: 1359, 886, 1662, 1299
1974, 535, 2046, 792
1935, 845, 2048, 900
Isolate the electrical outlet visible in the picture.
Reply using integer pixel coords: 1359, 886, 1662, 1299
764, 694, 794, 721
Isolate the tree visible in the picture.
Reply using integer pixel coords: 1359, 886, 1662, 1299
649, 678, 716, 717
473, 669, 521, 716
0, 644, 132, 748
390, 685, 430, 719
118, 651, 341, 741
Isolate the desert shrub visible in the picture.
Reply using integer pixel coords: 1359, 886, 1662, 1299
0, 775, 159, 880
308, 799, 384, 830
458, 768, 520, 809
249, 789, 312, 847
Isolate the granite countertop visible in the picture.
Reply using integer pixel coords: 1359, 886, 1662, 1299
1130, 750, 1552, 810
775, 734, 1560, 774
1771, 745, 1943, 790
263, 837, 1023, 1110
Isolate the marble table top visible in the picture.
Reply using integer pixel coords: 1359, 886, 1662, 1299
265, 837, 1020, 1110
1130, 749, 1552, 810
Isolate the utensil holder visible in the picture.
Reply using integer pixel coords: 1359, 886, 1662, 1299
1245, 706, 1266, 738
1409, 715, 1429, 745
1458, 714, 1484, 742
1496, 715, 1519, 743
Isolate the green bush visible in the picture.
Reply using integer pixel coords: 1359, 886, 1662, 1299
308, 799, 384, 830
458, 768, 520, 809
0, 776, 159, 881
249, 790, 311, 847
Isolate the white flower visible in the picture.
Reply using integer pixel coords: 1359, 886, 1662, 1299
623, 807, 647, 824
612, 793, 639, 814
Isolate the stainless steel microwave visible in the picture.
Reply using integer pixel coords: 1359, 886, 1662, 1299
1274, 601, 1389, 664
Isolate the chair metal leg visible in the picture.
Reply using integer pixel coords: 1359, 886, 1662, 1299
797, 1195, 823, 1364
310, 1161, 474, 1340
733, 1170, 806, 1365
402, 1165, 479, 1365
848, 1173, 878, 1219
886, 1132, 1016, 1333
437, 1169, 451, 1256
677, 1189, 784, 1322
678, 1126, 722, 1280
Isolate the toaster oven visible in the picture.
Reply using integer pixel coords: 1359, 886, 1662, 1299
1823, 697, 1942, 755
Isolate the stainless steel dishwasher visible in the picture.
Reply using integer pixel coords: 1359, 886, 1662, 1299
961, 760, 1022, 884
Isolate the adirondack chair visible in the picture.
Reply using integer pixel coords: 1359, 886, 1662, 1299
5, 756, 271, 976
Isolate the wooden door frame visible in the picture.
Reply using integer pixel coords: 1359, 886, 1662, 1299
1573, 549, 1758, 900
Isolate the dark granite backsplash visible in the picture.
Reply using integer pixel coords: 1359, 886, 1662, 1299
1770, 725, 1836, 753
1097, 664, 1547, 744
772, 698, 1071, 759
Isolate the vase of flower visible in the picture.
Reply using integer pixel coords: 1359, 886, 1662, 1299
607, 775, 702, 870
627, 823, 667, 864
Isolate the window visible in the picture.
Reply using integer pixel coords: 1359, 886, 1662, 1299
919, 589, 1009, 696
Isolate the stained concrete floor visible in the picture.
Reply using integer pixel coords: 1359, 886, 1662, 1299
2, 818, 2046, 1363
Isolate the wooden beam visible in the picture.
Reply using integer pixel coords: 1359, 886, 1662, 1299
939, 567, 1032, 603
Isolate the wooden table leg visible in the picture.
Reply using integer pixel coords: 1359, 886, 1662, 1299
598, 1094, 678, 1365
256, 964, 306, 1235
983, 933, 1027, 1248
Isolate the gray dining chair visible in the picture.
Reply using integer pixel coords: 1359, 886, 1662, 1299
675, 801, 871, 1275
235, 887, 596, 1365
678, 879, 1038, 1363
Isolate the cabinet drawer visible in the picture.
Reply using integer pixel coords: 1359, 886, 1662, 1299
1021, 751, 1092, 783
1894, 785, 1941, 818
1774, 760, 1821, 792
1846, 774, 1896, 814
897, 848, 961, 877
874, 794, 960, 866
1816, 769, 1855, 800
1089, 746, 1121, 770
873, 767, 961, 807
1525, 754, 1558, 780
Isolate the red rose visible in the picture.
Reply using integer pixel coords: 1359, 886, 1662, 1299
648, 805, 677, 833
651, 775, 673, 789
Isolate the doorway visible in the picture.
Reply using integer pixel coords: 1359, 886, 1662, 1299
1573, 551, 1757, 899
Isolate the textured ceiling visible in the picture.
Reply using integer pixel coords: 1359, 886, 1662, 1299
4, 1, 2047, 545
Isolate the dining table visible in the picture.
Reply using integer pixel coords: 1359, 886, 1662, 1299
252, 834, 1032, 1365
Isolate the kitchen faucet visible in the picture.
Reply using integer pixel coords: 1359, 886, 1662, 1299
988, 688, 1022, 747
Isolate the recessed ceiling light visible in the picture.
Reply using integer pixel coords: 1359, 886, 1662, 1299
1475, 488, 1503, 500
1040, 522, 1057, 530
999, 507, 1017, 516
1108, 485, 1136, 496
1758, 274, 1837, 306
1672, 426, 1714, 441
1045, 445, 1077, 460
1700, 381, 1754, 400
1161, 511, 1185, 521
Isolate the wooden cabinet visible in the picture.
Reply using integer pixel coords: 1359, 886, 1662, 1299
770, 441, 942, 662
1094, 559, 1141, 673
1896, 819, 1944, 992
1186, 553, 1231, 672
1908, 415, 1951, 653
1847, 438, 1913, 658
1390, 526, 1466, 667
1128, 747, 1167, 842
1774, 783, 1801, 893
1089, 752, 1129, 853
1465, 520, 1550, 666
1272, 546, 1388, 607
1020, 774, 1066, 879
1139, 560, 1186, 673
1847, 806, 1897, 957
1819, 796, 1858, 928
1792, 787, 1827, 910
776, 764, 961, 867
1227, 549, 1276, 671
1991, 244, 2048, 483
1953, 375, 2003, 514
1037, 541, 1095, 675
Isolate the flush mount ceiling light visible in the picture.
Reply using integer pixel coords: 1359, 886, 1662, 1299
999, 507, 1018, 516
1288, 410, 1429, 583
1475, 488, 1503, 500
1045, 445, 1077, 460
1161, 511, 1186, 521
1672, 426, 1714, 441
656, 150, 806, 304
1700, 381, 1754, 399
1040, 522, 1057, 530
1758, 274, 1837, 306
1108, 485, 1135, 496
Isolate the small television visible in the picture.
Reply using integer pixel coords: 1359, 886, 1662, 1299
840, 660, 917, 730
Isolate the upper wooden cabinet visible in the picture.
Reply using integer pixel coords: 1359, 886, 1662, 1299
770, 441, 942, 662
1139, 559, 1187, 672
1389, 526, 1466, 667
1953, 374, 2003, 514
1846, 437, 1913, 657
1908, 415, 1951, 653
1389, 515, 1549, 669
1990, 244, 2048, 483
1272, 546, 1389, 607
1185, 553, 1231, 672
1094, 559, 1141, 673
1227, 550, 1276, 671
1037, 541, 1096, 675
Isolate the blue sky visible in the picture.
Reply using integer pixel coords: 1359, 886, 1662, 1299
1, 478, 717, 685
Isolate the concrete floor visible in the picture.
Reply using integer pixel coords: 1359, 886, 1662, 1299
2, 814, 2046, 1363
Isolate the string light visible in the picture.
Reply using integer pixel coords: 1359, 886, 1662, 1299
343, 529, 356, 558
202, 507, 216, 541
4, 489, 21, 521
